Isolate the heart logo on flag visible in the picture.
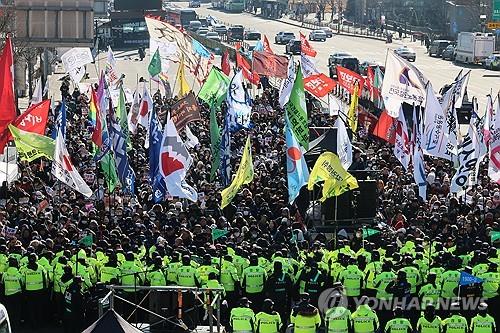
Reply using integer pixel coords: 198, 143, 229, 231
161, 152, 184, 176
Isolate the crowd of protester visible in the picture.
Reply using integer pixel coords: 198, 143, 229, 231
0, 78, 498, 333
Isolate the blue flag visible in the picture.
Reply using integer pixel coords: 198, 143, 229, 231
192, 39, 212, 59
54, 101, 67, 139
285, 116, 310, 203
219, 111, 231, 187
253, 40, 264, 52
459, 271, 483, 286
110, 122, 135, 194
148, 107, 167, 202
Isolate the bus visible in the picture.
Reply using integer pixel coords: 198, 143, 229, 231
164, 8, 198, 28
224, 0, 244, 12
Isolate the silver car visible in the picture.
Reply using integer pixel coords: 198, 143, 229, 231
395, 46, 416, 62
309, 30, 327, 42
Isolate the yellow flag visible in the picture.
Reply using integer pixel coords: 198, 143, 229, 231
176, 56, 190, 97
307, 152, 358, 202
348, 83, 359, 132
221, 136, 254, 208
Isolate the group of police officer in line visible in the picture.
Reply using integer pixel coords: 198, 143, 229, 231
0, 235, 498, 332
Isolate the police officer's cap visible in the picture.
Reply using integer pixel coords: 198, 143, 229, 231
263, 299, 274, 307
478, 302, 488, 310
239, 297, 252, 306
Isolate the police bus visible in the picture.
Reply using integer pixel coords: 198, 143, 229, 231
164, 8, 198, 28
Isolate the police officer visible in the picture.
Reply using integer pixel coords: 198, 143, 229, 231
265, 261, 292, 321
23, 253, 47, 328
325, 284, 352, 333
120, 251, 144, 290
470, 303, 496, 333
339, 257, 365, 310
441, 261, 461, 299
100, 252, 120, 284
297, 260, 326, 306
1, 257, 23, 326
255, 299, 282, 333
419, 272, 441, 311
230, 297, 255, 333
478, 263, 500, 308
63, 276, 87, 333
147, 256, 167, 286
290, 293, 321, 333
177, 255, 201, 287
442, 303, 468, 333
166, 251, 182, 285
221, 254, 240, 309
351, 296, 379, 333
242, 254, 267, 310
197, 254, 219, 286
417, 304, 442, 333
384, 306, 412, 333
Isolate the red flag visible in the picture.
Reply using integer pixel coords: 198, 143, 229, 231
221, 50, 231, 76
0, 99, 51, 151
358, 108, 379, 134
236, 52, 260, 85
263, 35, 273, 54
336, 66, 365, 95
372, 110, 397, 144
252, 51, 288, 78
303, 73, 336, 98
366, 65, 375, 95
300, 32, 317, 57
0, 35, 16, 144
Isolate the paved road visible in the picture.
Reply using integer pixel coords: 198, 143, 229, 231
189, 3, 499, 108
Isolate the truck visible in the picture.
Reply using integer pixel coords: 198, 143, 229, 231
455, 32, 495, 64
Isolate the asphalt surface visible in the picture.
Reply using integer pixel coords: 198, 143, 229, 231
188, 3, 499, 109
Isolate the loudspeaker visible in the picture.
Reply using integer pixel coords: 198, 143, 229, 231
456, 102, 473, 124
321, 180, 377, 222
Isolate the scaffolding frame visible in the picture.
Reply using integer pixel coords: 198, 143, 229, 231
98, 285, 225, 333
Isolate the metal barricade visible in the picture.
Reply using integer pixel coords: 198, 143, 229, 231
97, 285, 224, 333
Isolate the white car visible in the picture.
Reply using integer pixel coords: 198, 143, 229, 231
395, 46, 416, 62
309, 30, 327, 42
206, 32, 221, 42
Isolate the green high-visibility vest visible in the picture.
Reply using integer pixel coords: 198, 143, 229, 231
255, 312, 281, 333
230, 307, 255, 332
478, 271, 500, 298
177, 266, 197, 287
147, 270, 166, 286
385, 318, 412, 333
419, 283, 441, 309
440, 270, 460, 298
243, 266, 266, 293
443, 315, 467, 333
24, 266, 45, 291
2, 267, 22, 296
339, 265, 364, 297
352, 305, 378, 333
417, 316, 442, 333
470, 314, 496, 333
221, 263, 239, 292
325, 307, 351, 333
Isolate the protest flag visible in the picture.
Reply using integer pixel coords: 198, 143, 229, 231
212, 228, 229, 241
348, 82, 359, 132
79, 234, 93, 247
210, 106, 221, 182
221, 50, 231, 76
0, 35, 16, 138
491, 231, 500, 242
148, 48, 162, 78
285, 64, 309, 150
285, 117, 309, 203
459, 271, 483, 286
362, 228, 381, 238
372, 110, 397, 144
176, 56, 190, 97
300, 32, 317, 57
8, 124, 55, 162
198, 67, 230, 108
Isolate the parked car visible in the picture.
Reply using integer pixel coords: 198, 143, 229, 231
213, 24, 227, 35
441, 45, 456, 60
309, 30, 327, 41
328, 54, 360, 78
328, 52, 352, 67
395, 46, 416, 62
227, 26, 244, 41
244, 30, 261, 40
359, 61, 383, 76
321, 27, 333, 38
275, 31, 295, 44
189, 0, 201, 7
285, 39, 301, 55
206, 32, 221, 42
196, 28, 209, 37
428, 40, 453, 57
483, 54, 500, 70
188, 20, 202, 32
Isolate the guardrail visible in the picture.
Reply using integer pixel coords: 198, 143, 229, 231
299, 18, 386, 39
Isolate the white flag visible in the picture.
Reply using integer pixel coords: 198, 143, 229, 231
279, 56, 296, 108
328, 95, 343, 116
106, 46, 119, 87
127, 89, 142, 134
185, 125, 200, 148
68, 67, 86, 84
51, 130, 92, 198
423, 83, 452, 160
381, 51, 428, 117
394, 106, 411, 170
451, 116, 482, 194
30, 78, 43, 106
335, 117, 352, 169
488, 96, 500, 183
300, 54, 319, 78
61, 47, 93, 72
412, 107, 426, 200
160, 112, 198, 202
138, 86, 153, 128
453, 70, 470, 108
227, 70, 252, 129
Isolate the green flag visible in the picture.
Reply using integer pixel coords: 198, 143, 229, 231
100, 152, 119, 192
285, 64, 309, 149
148, 49, 162, 77
198, 67, 230, 108
210, 106, 221, 182
362, 228, 381, 238
79, 234, 93, 247
8, 124, 55, 162
212, 228, 229, 241
491, 231, 500, 242
116, 86, 131, 150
